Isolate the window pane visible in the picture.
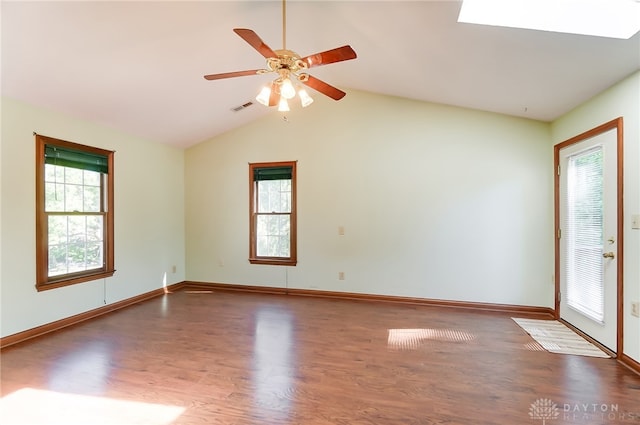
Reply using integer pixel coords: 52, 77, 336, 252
256, 214, 290, 257
64, 167, 83, 185
48, 216, 68, 245
86, 242, 103, 269
267, 182, 281, 211
84, 186, 100, 212
65, 184, 84, 212
45, 165, 67, 212
257, 180, 291, 213
45, 164, 56, 181
49, 244, 68, 277
83, 170, 101, 186
86, 216, 103, 242
45, 165, 102, 213
68, 216, 86, 244
45, 182, 65, 212
45, 164, 64, 183
280, 182, 291, 212
66, 242, 87, 273
47, 215, 104, 277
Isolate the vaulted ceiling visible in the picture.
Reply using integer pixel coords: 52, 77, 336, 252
2, 1, 639, 148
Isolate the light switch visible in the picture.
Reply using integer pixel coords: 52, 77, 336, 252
632, 214, 640, 230
338, 226, 345, 236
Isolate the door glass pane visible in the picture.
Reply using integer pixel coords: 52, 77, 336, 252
564, 146, 604, 323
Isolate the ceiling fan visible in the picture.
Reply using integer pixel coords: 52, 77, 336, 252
203, 0, 357, 111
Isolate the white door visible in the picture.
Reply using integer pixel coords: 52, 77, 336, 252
558, 127, 618, 351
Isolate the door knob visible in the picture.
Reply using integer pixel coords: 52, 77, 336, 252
603, 252, 615, 259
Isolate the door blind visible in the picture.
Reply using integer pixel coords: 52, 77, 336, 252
564, 146, 604, 323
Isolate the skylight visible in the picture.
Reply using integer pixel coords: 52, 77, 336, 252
458, 0, 640, 39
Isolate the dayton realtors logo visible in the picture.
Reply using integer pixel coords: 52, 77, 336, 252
562, 402, 640, 422
529, 398, 560, 424
530, 398, 640, 423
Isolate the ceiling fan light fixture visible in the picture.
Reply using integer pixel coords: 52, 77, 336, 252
278, 97, 290, 112
280, 77, 296, 99
256, 86, 271, 106
203, 0, 357, 109
298, 89, 314, 107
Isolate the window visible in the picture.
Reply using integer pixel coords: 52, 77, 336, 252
564, 146, 604, 323
35, 134, 115, 291
249, 161, 297, 266
458, 0, 640, 40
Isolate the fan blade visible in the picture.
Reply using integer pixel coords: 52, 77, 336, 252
301, 75, 346, 100
301, 45, 357, 68
233, 28, 277, 59
204, 70, 263, 80
269, 82, 279, 107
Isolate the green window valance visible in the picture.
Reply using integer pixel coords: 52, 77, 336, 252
253, 166, 292, 181
45, 144, 109, 174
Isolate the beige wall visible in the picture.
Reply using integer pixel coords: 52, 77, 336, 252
0, 97, 186, 337
186, 90, 554, 307
552, 71, 640, 362
4, 73, 636, 363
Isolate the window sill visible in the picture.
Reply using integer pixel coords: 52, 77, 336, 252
36, 269, 116, 292
249, 258, 297, 266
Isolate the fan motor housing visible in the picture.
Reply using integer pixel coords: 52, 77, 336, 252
269, 49, 307, 73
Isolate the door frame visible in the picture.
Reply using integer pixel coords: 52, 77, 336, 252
554, 117, 624, 356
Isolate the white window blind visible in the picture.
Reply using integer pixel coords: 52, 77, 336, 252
564, 146, 604, 323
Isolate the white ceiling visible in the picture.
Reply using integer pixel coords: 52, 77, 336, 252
2, 1, 639, 148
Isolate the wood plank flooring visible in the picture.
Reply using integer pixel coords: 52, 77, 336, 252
1, 289, 639, 424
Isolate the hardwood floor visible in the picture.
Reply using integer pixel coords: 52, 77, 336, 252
1, 289, 639, 424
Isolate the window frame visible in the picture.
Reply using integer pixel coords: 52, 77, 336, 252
35, 134, 115, 291
249, 161, 297, 266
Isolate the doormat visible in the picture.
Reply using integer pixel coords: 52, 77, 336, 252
512, 318, 610, 358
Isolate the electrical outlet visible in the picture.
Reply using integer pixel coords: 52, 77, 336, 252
338, 271, 345, 280
171, 265, 177, 274
632, 301, 640, 318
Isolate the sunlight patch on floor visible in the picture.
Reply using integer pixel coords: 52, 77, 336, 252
0, 388, 185, 425
387, 328, 476, 350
